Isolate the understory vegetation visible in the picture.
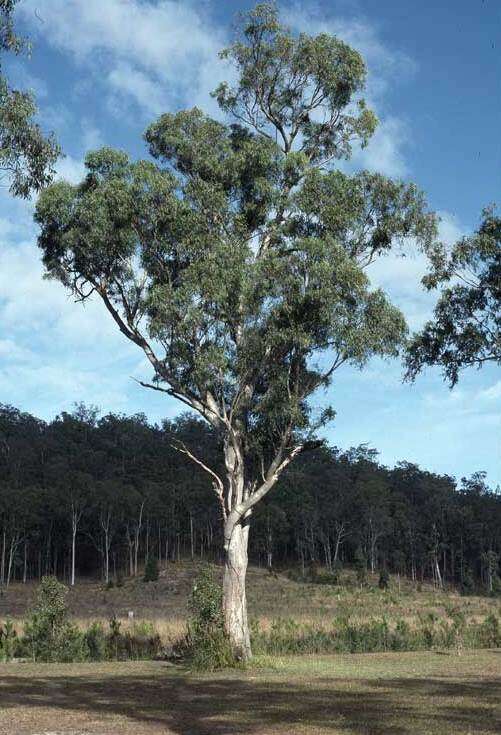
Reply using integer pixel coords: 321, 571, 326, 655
1, 571, 500, 667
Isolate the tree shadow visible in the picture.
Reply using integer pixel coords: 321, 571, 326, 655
0, 664, 500, 734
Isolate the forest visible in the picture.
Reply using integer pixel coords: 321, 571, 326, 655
1, 401, 499, 594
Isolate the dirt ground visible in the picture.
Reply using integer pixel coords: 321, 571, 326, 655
0, 649, 500, 735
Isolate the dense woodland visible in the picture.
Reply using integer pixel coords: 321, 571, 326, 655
0, 402, 499, 594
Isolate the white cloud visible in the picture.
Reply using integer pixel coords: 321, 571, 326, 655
0, 230, 159, 417
367, 209, 468, 329
107, 64, 170, 117
478, 381, 501, 402
20, 0, 228, 117
353, 116, 409, 176
55, 154, 86, 184
437, 210, 464, 246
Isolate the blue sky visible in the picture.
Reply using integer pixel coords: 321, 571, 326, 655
0, 0, 499, 485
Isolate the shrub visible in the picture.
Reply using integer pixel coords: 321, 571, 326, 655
460, 567, 475, 595
0, 619, 18, 661
84, 622, 107, 661
185, 565, 235, 670
331, 560, 343, 585
250, 610, 501, 658
378, 569, 390, 590
354, 548, 368, 587
23, 576, 88, 663
125, 621, 162, 660
143, 556, 159, 583
444, 605, 466, 652
480, 613, 501, 647
106, 615, 123, 660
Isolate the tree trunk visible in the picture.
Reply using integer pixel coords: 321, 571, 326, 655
0, 527, 5, 586
223, 519, 251, 661
104, 529, 110, 584
134, 502, 144, 576
23, 539, 28, 584
71, 523, 76, 587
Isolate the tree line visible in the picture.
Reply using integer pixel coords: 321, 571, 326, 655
1, 402, 499, 594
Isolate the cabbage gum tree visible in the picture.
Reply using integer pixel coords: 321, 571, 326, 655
34, 4, 436, 659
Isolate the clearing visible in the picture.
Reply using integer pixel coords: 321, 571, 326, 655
0, 650, 500, 734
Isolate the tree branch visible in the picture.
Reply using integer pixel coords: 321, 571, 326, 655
171, 440, 227, 521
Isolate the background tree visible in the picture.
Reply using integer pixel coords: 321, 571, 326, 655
406, 206, 500, 385
0, 402, 500, 596
0, 0, 59, 196
35, 3, 438, 659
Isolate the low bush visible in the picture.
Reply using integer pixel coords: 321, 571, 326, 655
23, 576, 88, 663
183, 564, 236, 671
287, 562, 342, 586
0, 619, 18, 661
143, 556, 159, 583
378, 569, 390, 590
84, 622, 107, 661
251, 612, 501, 656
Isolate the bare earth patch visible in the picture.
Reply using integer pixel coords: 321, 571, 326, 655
0, 650, 500, 735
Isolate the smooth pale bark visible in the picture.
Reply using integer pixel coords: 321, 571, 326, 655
23, 539, 27, 583
0, 528, 5, 586
223, 519, 251, 661
134, 502, 145, 577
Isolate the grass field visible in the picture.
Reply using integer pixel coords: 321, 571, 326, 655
1, 564, 500, 733
1, 650, 500, 734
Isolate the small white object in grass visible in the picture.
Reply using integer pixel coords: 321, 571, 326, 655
128, 610, 134, 620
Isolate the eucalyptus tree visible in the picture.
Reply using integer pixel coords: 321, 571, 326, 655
0, 0, 59, 196
406, 207, 500, 385
34, 4, 437, 659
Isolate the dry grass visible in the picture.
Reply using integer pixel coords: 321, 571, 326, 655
0, 649, 499, 734
1, 561, 499, 639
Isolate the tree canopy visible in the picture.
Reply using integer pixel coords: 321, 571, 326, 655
0, 0, 59, 196
406, 207, 500, 385
36, 4, 436, 497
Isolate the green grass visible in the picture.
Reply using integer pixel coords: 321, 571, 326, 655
0, 650, 499, 734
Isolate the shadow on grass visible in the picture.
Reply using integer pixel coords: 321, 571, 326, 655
0, 665, 500, 734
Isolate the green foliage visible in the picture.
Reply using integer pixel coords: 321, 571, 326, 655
84, 621, 107, 661
0, 618, 17, 661
23, 576, 88, 663
251, 612, 501, 656
354, 547, 368, 587
214, 2, 376, 161
185, 565, 236, 670
143, 555, 159, 582
461, 567, 476, 595
378, 569, 390, 590
34, 2, 437, 498
406, 206, 500, 385
289, 562, 341, 585
480, 613, 501, 648
85, 617, 162, 662
0, 0, 59, 196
